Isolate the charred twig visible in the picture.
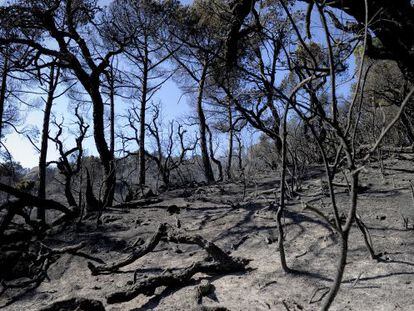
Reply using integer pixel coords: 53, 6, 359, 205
309, 286, 329, 304
351, 271, 364, 288
355, 214, 377, 259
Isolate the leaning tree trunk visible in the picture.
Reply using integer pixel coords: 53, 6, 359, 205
89, 81, 115, 208
197, 62, 215, 183
38, 64, 57, 222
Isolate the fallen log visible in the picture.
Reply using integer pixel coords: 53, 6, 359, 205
107, 260, 246, 304
107, 262, 208, 303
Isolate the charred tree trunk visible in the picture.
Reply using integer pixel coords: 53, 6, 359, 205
108, 67, 116, 163
85, 169, 101, 212
106, 66, 117, 208
139, 51, 149, 186
0, 56, 8, 144
197, 62, 215, 183
64, 174, 77, 207
226, 98, 234, 180
276, 102, 290, 273
89, 82, 115, 208
160, 168, 170, 187
235, 134, 243, 175
38, 64, 58, 222
321, 173, 359, 310
207, 125, 223, 182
